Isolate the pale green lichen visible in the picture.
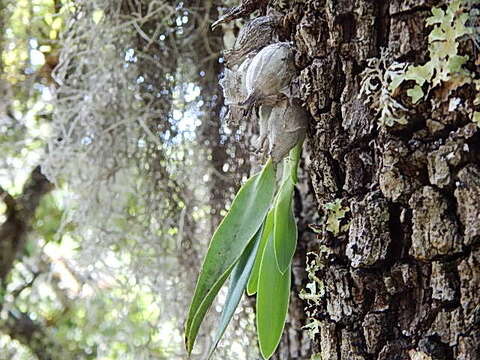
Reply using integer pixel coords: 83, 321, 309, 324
302, 319, 321, 340
473, 111, 480, 126
299, 252, 324, 305
389, 0, 474, 104
360, 0, 478, 127
323, 199, 350, 236
272, 0, 288, 11
474, 80, 480, 127
299, 252, 325, 339
309, 199, 350, 236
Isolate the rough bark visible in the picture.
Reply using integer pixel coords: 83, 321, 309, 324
259, 0, 479, 359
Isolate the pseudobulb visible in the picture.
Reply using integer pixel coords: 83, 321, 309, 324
268, 100, 307, 163
243, 42, 296, 107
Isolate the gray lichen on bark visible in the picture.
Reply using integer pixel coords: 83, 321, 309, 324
409, 186, 462, 260
346, 193, 391, 268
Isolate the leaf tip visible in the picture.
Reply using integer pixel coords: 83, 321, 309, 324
277, 263, 289, 275
259, 343, 274, 360
246, 286, 257, 296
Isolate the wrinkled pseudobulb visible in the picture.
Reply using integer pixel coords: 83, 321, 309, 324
219, 57, 252, 105
243, 42, 296, 108
268, 100, 307, 163
224, 16, 279, 67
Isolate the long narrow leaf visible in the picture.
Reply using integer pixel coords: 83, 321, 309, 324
246, 210, 274, 296
289, 140, 303, 184
273, 177, 297, 274
257, 234, 291, 359
187, 265, 235, 354
207, 225, 263, 359
272, 141, 302, 273
185, 160, 276, 354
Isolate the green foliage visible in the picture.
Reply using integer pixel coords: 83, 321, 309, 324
0, 0, 62, 167
3, 231, 176, 359
2, 0, 64, 84
33, 193, 68, 244
207, 227, 262, 359
187, 142, 304, 359
273, 177, 297, 273
273, 141, 302, 274
185, 160, 276, 354
246, 210, 274, 296
256, 233, 291, 359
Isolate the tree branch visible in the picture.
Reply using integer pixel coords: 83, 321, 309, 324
0, 166, 53, 285
0, 185, 17, 217
1, 309, 64, 360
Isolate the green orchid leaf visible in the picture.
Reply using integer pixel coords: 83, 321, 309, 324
273, 177, 297, 274
207, 225, 263, 359
186, 266, 235, 355
246, 210, 274, 296
273, 142, 302, 274
185, 159, 276, 354
289, 141, 303, 184
257, 235, 291, 359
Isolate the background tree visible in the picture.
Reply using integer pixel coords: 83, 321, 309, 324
0, 0, 256, 358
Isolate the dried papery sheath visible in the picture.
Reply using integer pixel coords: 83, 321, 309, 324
268, 100, 307, 163
225, 16, 279, 67
243, 42, 296, 108
220, 68, 241, 105
219, 57, 252, 105
257, 105, 273, 152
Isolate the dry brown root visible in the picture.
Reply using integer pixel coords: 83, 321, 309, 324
211, 0, 269, 30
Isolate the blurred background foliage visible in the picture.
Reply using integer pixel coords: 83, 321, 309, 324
0, 0, 257, 359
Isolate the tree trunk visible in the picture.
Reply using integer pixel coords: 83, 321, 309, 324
266, 0, 480, 359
